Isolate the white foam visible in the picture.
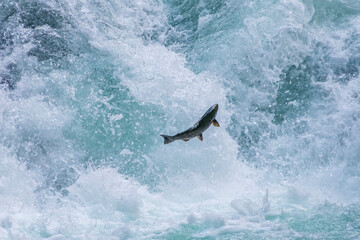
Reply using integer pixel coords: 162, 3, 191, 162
188, 212, 225, 227
231, 190, 270, 220
1, 0, 359, 239
0, 146, 39, 239
46, 234, 67, 240
110, 114, 124, 122
120, 149, 133, 155
0, 228, 7, 240
67, 168, 143, 219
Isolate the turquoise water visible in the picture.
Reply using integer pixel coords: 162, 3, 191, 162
0, 0, 359, 239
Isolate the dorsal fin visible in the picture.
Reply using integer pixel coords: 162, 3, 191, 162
197, 134, 203, 141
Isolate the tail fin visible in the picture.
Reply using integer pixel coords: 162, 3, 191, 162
160, 134, 174, 144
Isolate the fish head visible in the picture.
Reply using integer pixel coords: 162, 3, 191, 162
199, 104, 219, 124
211, 104, 219, 113
213, 104, 219, 112
209, 103, 219, 118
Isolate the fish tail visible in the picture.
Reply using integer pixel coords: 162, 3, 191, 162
160, 134, 174, 144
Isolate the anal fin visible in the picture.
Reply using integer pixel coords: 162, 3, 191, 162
212, 119, 220, 127
197, 134, 203, 141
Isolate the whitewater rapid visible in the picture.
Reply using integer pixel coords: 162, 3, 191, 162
1, 0, 360, 239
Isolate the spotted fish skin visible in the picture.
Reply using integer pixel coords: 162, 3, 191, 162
160, 104, 220, 144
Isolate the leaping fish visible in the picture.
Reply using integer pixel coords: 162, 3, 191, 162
160, 104, 220, 144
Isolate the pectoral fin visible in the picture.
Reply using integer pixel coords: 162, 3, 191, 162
183, 138, 190, 142
197, 134, 203, 141
212, 119, 220, 127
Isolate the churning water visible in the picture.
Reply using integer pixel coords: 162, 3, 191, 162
0, 0, 360, 239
